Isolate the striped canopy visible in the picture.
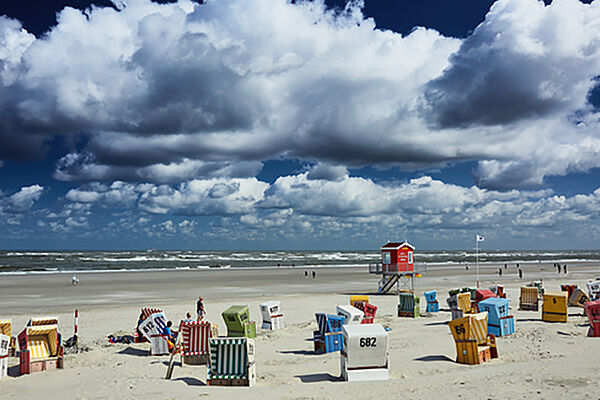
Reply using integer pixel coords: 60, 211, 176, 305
449, 313, 488, 345
181, 321, 212, 356
209, 338, 251, 379
29, 317, 59, 327
0, 320, 11, 336
23, 325, 59, 359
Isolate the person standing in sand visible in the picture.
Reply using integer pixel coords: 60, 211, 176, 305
518, 269, 523, 279
197, 296, 205, 320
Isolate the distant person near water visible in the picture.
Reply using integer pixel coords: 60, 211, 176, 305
564, 265, 567, 274
498, 268, 502, 276
197, 296, 205, 320
518, 269, 523, 279
558, 264, 561, 273
312, 270, 316, 279
72, 275, 79, 286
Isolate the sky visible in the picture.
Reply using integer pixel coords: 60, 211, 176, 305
0, 0, 599, 251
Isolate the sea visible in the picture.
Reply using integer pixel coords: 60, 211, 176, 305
0, 249, 599, 275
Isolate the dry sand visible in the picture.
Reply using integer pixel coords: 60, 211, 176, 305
1, 262, 600, 399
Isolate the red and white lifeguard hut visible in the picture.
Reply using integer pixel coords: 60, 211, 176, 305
381, 242, 414, 273
369, 241, 422, 294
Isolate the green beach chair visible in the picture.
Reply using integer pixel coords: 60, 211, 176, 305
208, 337, 256, 386
222, 305, 257, 338
397, 292, 420, 318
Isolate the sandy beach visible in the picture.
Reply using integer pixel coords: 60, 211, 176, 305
2, 262, 600, 399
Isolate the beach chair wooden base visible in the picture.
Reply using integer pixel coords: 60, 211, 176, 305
207, 378, 251, 386
20, 355, 64, 375
397, 311, 416, 318
519, 303, 538, 311
182, 354, 209, 365
542, 312, 567, 323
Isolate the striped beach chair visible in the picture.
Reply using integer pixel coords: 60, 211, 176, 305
561, 284, 578, 300
398, 292, 420, 318
0, 320, 16, 357
542, 292, 568, 323
180, 321, 218, 365
457, 292, 473, 314
353, 301, 377, 324
134, 308, 162, 343
519, 287, 539, 311
448, 312, 498, 365
208, 337, 256, 386
0, 334, 8, 378
18, 324, 63, 375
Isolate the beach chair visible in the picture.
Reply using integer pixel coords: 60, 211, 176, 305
353, 301, 377, 324
542, 292, 568, 323
568, 288, 590, 308
478, 297, 515, 337
208, 337, 256, 386
474, 289, 496, 312
313, 313, 344, 353
448, 313, 498, 365
526, 281, 544, 298
447, 295, 463, 320
336, 305, 364, 325
180, 321, 218, 365
584, 300, 600, 337
134, 308, 162, 343
561, 284, 578, 301
0, 320, 17, 357
222, 305, 257, 338
424, 290, 439, 313
18, 324, 64, 375
398, 292, 420, 318
490, 285, 507, 299
0, 334, 8, 378
457, 292, 473, 314
350, 295, 369, 308
519, 287, 539, 311
341, 324, 389, 381
586, 280, 600, 300
139, 311, 171, 355
260, 301, 284, 330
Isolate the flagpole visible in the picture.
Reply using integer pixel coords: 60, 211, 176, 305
476, 235, 480, 288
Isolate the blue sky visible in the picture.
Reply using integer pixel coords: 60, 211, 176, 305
0, 0, 599, 250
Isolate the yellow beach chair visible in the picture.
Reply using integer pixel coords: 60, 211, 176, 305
519, 287, 539, 311
448, 313, 498, 365
350, 295, 369, 308
457, 292, 473, 314
542, 292, 568, 323
18, 324, 63, 375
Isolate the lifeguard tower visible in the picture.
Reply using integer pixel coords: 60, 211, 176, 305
368, 241, 424, 294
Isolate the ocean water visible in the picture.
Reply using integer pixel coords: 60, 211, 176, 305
0, 249, 599, 275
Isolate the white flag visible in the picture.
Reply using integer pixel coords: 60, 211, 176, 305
476, 234, 485, 242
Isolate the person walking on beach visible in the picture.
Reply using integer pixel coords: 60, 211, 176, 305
498, 268, 502, 276
518, 269, 523, 279
197, 296, 205, 321
558, 264, 561, 273
564, 265, 567, 274
312, 270, 316, 279
72, 275, 79, 286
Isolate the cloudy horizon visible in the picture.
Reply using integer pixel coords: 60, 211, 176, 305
1, 0, 599, 250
